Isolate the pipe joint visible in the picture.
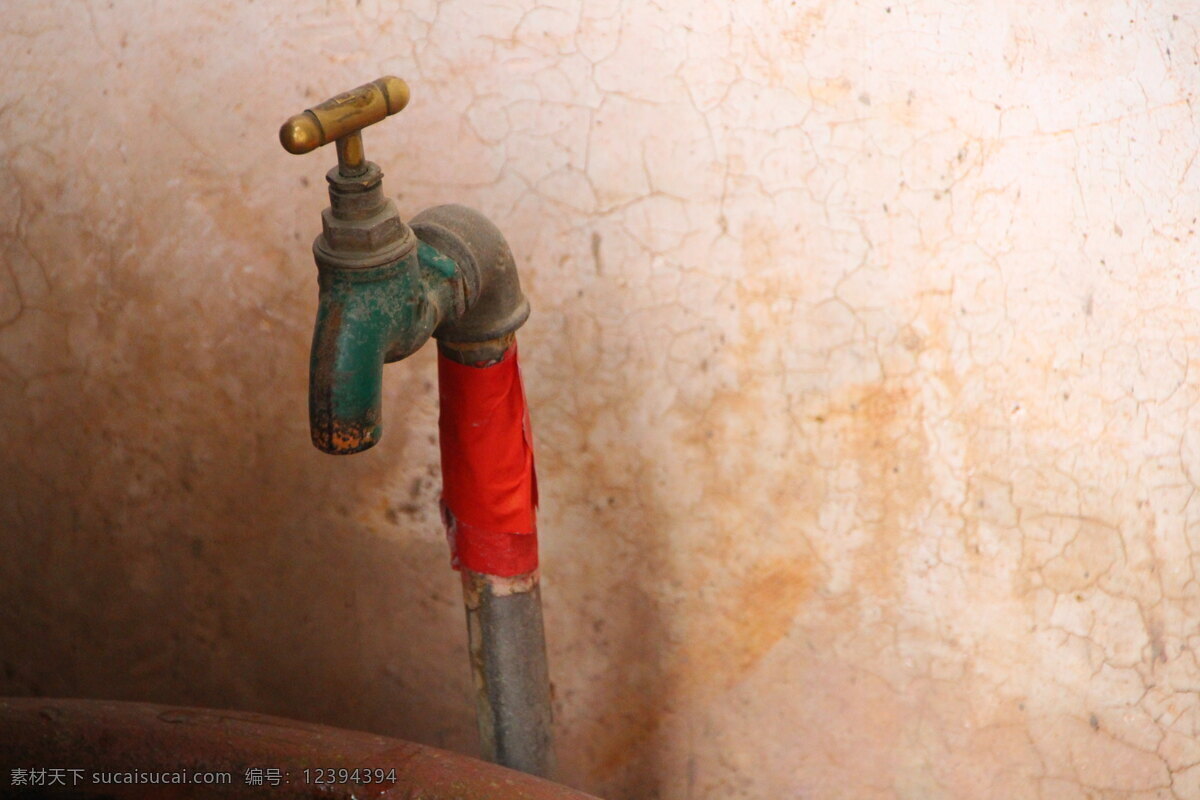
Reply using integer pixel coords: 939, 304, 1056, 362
411, 204, 531, 343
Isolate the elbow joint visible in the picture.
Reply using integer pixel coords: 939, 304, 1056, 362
410, 204, 530, 343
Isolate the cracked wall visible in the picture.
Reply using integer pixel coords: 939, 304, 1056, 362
3, 1, 1200, 798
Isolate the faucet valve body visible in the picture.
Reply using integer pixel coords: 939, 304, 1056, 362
306, 161, 458, 454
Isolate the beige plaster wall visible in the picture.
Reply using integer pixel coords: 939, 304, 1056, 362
3, 1, 1200, 797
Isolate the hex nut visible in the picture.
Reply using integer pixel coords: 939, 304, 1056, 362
321, 202, 406, 253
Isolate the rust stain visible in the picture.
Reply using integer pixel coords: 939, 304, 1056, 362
585, 213, 917, 784
590, 706, 662, 778
809, 76, 853, 105
827, 381, 929, 599
308, 410, 378, 455
590, 556, 815, 779
330, 417, 374, 451
841, 385, 923, 492
780, 0, 831, 55
583, 212, 933, 783
685, 556, 815, 690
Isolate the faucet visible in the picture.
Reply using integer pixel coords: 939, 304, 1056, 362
279, 77, 530, 454
280, 78, 553, 777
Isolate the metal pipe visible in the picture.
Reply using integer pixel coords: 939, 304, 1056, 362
413, 208, 553, 774
441, 336, 554, 777
461, 570, 556, 777
0, 698, 594, 800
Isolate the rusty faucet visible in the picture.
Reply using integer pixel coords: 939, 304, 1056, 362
280, 77, 554, 777
279, 77, 529, 454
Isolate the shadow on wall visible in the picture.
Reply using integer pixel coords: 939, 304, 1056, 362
0, 152, 482, 753
0, 153, 674, 799
530, 314, 678, 798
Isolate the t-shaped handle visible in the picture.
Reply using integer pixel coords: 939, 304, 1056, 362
279, 76, 410, 177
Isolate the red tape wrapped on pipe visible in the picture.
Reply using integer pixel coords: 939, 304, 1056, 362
437, 342, 539, 577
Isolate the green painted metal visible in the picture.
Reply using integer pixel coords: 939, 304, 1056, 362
309, 245, 460, 454
418, 240, 459, 279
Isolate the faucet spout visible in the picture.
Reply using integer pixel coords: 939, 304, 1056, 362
309, 281, 385, 454
309, 252, 444, 454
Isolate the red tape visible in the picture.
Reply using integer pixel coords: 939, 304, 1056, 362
437, 342, 538, 576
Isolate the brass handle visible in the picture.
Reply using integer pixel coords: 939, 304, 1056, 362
279, 76, 410, 175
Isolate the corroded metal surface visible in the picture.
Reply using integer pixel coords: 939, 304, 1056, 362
460, 569, 555, 779
412, 205, 531, 344
0, 698, 599, 799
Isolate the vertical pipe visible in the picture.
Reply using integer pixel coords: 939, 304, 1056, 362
439, 336, 555, 778
462, 569, 555, 776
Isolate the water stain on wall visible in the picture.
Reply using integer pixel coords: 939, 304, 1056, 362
683, 555, 816, 689
831, 381, 929, 600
